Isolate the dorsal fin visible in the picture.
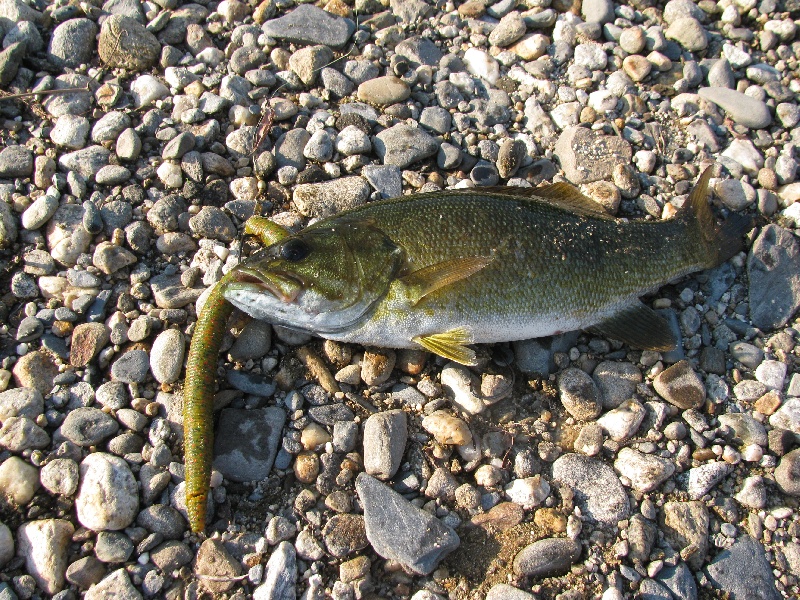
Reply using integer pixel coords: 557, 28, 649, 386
475, 184, 614, 220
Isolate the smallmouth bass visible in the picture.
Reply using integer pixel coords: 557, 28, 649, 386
182, 168, 750, 532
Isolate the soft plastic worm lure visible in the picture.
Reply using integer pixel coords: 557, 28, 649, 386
183, 218, 289, 533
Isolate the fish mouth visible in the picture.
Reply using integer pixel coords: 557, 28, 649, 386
229, 266, 303, 303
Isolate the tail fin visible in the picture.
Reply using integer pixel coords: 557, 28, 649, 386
681, 167, 753, 267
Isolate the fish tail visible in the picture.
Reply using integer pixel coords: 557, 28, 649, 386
183, 272, 236, 533
682, 167, 752, 267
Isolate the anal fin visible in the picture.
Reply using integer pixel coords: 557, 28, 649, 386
413, 328, 478, 366
590, 302, 677, 351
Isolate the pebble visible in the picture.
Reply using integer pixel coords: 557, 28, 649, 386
40, 458, 80, 496
374, 124, 439, 169
489, 11, 526, 47
421, 410, 472, 446
75, 453, 138, 530
70, 323, 110, 367
48, 18, 97, 68
111, 349, 150, 383
775, 449, 800, 496
16, 519, 73, 594
698, 87, 772, 129
0, 456, 39, 505
12, 350, 58, 396
558, 367, 602, 420
615, 448, 675, 493
552, 454, 629, 525
357, 75, 411, 106
597, 399, 646, 441
363, 410, 407, 480
653, 360, 706, 409
84, 569, 141, 600
665, 17, 708, 52
504, 476, 550, 509
262, 4, 354, 49
356, 474, 460, 575
555, 126, 632, 185
513, 537, 582, 578
687, 462, 733, 499
360, 348, 396, 386
0, 145, 34, 178
195, 538, 242, 594
254, 541, 296, 599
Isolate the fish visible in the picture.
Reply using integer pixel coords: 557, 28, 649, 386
182, 167, 751, 532
224, 168, 750, 364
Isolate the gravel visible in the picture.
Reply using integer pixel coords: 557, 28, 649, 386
1, 0, 800, 598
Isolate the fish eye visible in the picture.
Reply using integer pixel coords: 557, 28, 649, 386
280, 238, 310, 262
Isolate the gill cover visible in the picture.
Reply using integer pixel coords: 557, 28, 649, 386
224, 221, 404, 333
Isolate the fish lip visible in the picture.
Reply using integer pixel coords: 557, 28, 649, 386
232, 266, 303, 303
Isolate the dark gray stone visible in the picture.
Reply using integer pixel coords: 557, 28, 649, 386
213, 407, 286, 482
262, 4, 355, 49
551, 453, 629, 524
706, 536, 780, 600
61, 407, 119, 446
48, 18, 97, 68
748, 225, 800, 330
512, 537, 581, 578
356, 473, 459, 575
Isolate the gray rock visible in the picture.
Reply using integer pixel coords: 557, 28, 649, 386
274, 128, 310, 170
150, 540, 193, 571
581, 0, 615, 24
48, 18, 97, 68
61, 407, 119, 447
188, 206, 236, 241
230, 319, 271, 362
213, 407, 286, 482
486, 584, 535, 600
707, 58, 735, 89
748, 225, 800, 330
76, 453, 139, 531
395, 36, 442, 67
551, 453, 629, 524
718, 413, 767, 447
363, 410, 407, 480
150, 273, 203, 309
706, 536, 780, 600
40, 458, 80, 496
615, 447, 675, 493
554, 126, 633, 185
775, 448, 800, 496
512, 537, 581, 578
136, 504, 185, 540
94, 531, 134, 563
288, 44, 332, 85
0, 145, 33, 177
374, 124, 439, 169
653, 360, 706, 409
84, 569, 142, 600
357, 75, 411, 106
356, 473, 459, 575
0, 40, 25, 86
293, 176, 371, 218
0, 416, 49, 451
687, 461, 733, 499
0, 387, 43, 421
0, 200, 17, 248
665, 17, 708, 52
488, 11, 526, 47
111, 349, 150, 383
17, 519, 74, 595
558, 367, 601, 420
698, 87, 772, 129
58, 146, 111, 179
262, 4, 355, 49
656, 561, 697, 600
362, 164, 402, 199
254, 541, 296, 599
98, 14, 160, 71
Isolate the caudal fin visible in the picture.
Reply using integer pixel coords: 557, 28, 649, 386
682, 167, 753, 267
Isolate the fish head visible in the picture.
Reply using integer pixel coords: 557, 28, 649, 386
224, 221, 404, 333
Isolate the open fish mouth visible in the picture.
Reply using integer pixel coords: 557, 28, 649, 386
230, 266, 303, 304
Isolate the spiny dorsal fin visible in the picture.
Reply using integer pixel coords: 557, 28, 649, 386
532, 182, 615, 220
413, 328, 478, 365
589, 302, 677, 351
401, 256, 494, 305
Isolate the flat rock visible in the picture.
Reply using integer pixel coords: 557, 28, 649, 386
706, 536, 780, 600
0, 145, 33, 178
512, 537, 581, 578
554, 126, 633, 185
699, 87, 772, 129
213, 407, 286, 482
293, 176, 371, 218
653, 360, 706, 409
262, 4, 355, 49
374, 124, 439, 169
614, 447, 675, 493
747, 225, 800, 330
551, 453, 629, 525
356, 473, 459, 575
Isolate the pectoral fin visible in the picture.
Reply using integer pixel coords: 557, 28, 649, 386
413, 328, 478, 366
401, 256, 493, 305
590, 302, 677, 351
